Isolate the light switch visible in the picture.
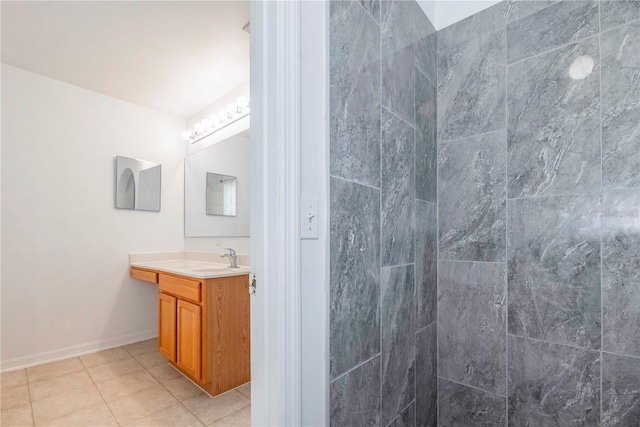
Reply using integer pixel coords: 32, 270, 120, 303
301, 197, 319, 239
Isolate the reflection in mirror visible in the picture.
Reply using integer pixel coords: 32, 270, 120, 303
206, 173, 237, 216
115, 156, 161, 211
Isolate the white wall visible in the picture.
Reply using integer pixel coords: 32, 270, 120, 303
416, 0, 501, 30
1, 65, 185, 369
183, 80, 251, 255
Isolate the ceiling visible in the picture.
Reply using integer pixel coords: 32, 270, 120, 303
1, 1, 250, 119
417, 0, 501, 30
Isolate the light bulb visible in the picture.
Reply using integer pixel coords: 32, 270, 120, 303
236, 96, 249, 109
194, 123, 203, 133
227, 103, 238, 115
209, 114, 219, 125
181, 131, 192, 141
201, 118, 211, 129
218, 108, 227, 120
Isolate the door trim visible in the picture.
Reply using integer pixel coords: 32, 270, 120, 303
250, 0, 302, 425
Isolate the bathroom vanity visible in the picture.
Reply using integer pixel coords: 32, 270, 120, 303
129, 257, 250, 397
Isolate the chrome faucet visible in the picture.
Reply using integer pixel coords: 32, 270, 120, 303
220, 248, 239, 268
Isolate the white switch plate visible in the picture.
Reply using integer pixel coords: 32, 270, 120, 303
301, 197, 319, 239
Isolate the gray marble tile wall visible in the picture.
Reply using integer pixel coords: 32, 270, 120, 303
436, 1, 640, 426
329, 1, 438, 426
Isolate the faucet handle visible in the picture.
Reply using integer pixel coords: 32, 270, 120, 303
223, 248, 236, 257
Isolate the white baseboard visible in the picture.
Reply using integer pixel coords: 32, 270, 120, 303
0, 330, 158, 372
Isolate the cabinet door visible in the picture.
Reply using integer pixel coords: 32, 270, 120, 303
177, 299, 202, 380
158, 293, 177, 362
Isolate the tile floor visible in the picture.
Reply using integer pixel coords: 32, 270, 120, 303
0, 339, 251, 426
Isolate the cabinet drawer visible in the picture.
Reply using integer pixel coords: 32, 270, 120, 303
130, 267, 158, 284
159, 274, 201, 303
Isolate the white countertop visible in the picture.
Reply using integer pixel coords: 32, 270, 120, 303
131, 259, 250, 279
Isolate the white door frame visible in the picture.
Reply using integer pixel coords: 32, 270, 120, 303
251, 0, 304, 425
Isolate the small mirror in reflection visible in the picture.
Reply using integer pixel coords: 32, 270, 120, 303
115, 156, 161, 212
206, 173, 237, 216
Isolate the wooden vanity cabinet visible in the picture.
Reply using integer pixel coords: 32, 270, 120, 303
130, 267, 250, 396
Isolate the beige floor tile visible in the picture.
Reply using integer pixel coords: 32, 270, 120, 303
96, 370, 159, 403
36, 402, 117, 427
123, 339, 157, 356
1, 403, 33, 426
80, 347, 131, 369
31, 384, 103, 423
124, 404, 204, 427
183, 391, 250, 426
163, 376, 204, 402
235, 382, 251, 399
132, 351, 167, 369
1, 370, 27, 390
209, 405, 251, 427
29, 370, 93, 401
106, 384, 178, 425
87, 357, 143, 382
26, 358, 84, 383
147, 363, 181, 382
1, 384, 30, 410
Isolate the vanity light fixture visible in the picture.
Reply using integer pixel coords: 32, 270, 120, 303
181, 96, 250, 143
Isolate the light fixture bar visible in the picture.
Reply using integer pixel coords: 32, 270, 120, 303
181, 96, 249, 144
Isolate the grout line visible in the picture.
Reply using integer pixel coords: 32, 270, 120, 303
507, 33, 601, 67
437, 376, 507, 399
329, 174, 381, 191
507, 333, 601, 353
600, 15, 640, 35
381, 103, 416, 131
386, 398, 415, 427
353, 0, 379, 28
382, 262, 415, 270
601, 350, 640, 362
435, 22, 440, 425
599, 3, 605, 424
329, 353, 381, 384
438, 258, 507, 265
79, 353, 124, 426
507, 189, 603, 201
416, 321, 436, 336
439, 128, 506, 146
379, 11, 384, 420
504, 17, 510, 427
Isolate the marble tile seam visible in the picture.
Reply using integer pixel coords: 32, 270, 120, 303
507, 333, 601, 354
354, 0, 379, 27
381, 103, 416, 131
438, 128, 507, 146
385, 398, 415, 427
506, 32, 601, 67
415, 321, 436, 336
329, 174, 381, 191
437, 258, 507, 265
329, 352, 381, 385
436, 376, 507, 399
415, 63, 436, 91
600, 14, 640, 35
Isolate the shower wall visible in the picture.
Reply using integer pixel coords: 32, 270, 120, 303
437, 1, 640, 426
329, 0, 438, 425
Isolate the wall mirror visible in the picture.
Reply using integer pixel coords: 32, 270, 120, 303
185, 134, 250, 236
206, 173, 237, 216
115, 156, 161, 211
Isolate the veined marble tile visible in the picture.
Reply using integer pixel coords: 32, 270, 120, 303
330, 177, 380, 379
438, 261, 506, 396
414, 2, 437, 86
505, 0, 559, 24
381, 109, 415, 266
416, 324, 437, 427
381, 265, 415, 426
601, 0, 640, 30
388, 402, 414, 427
330, 356, 381, 427
415, 68, 437, 203
415, 200, 436, 329
437, 27, 506, 142
438, 131, 507, 262
507, 37, 601, 198
358, 0, 380, 22
602, 352, 640, 427
381, 0, 416, 124
602, 190, 640, 357
508, 336, 601, 426
330, 0, 380, 187
438, 3, 507, 50
601, 21, 640, 190
507, 194, 602, 349
438, 378, 506, 426
506, 1, 599, 64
